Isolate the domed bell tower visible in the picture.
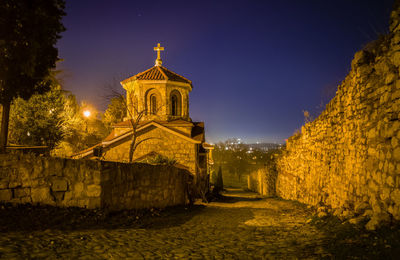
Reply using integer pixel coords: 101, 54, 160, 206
120, 43, 192, 122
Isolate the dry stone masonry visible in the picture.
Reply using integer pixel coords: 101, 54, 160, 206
0, 153, 192, 210
248, 167, 277, 197
276, 2, 400, 230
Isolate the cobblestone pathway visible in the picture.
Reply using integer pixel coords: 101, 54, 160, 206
0, 189, 335, 259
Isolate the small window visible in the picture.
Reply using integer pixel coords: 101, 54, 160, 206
170, 90, 182, 116
150, 94, 157, 114
171, 95, 178, 116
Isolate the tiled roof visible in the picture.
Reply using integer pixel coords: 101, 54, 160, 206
121, 66, 192, 85
112, 120, 133, 128
103, 130, 117, 142
112, 119, 193, 128
72, 120, 206, 159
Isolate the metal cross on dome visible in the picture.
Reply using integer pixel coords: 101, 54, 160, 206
154, 43, 164, 66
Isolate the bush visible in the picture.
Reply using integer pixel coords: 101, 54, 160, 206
213, 166, 224, 193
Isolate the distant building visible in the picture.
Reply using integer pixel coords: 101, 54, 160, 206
247, 142, 282, 151
73, 44, 213, 195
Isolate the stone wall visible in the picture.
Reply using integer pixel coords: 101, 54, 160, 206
275, 3, 400, 229
0, 153, 192, 210
0, 153, 102, 208
101, 163, 192, 211
247, 167, 276, 197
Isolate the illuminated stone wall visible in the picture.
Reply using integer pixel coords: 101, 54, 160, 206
247, 167, 276, 197
103, 126, 197, 175
276, 3, 400, 224
101, 163, 192, 211
0, 153, 192, 210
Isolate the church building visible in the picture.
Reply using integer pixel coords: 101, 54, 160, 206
73, 44, 213, 194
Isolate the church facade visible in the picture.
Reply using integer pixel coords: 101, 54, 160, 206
73, 44, 213, 195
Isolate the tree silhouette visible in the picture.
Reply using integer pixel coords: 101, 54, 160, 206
0, 0, 65, 152
214, 166, 224, 193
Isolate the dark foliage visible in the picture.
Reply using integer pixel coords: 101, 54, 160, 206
0, 0, 66, 151
213, 166, 224, 194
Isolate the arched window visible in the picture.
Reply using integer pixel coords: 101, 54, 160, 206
150, 94, 157, 114
170, 90, 182, 116
171, 95, 178, 116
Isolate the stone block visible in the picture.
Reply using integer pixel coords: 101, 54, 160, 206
380, 187, 391, 201
386, 175, 395, 187
19, 196, 32, 204
369, 195, 383, 214
385, 73, 396, 85
31, 187, 52, 203
88, 197, 101, 209
0, 189, 12, 201
349, 215, 367, 225
51, 178, 68, 192
74, 183, 84, 196
14, 188, 31, 198
92, 171, 101, 184
363, 209, 374, 217
8, 181, 22, 189
391, 189, 400, 205
77, 199, 89, 208
341, 210, 354, 220
63, 191, 74, 202
354, 201, 371, 214
390, 137, 399, 148
31, 162, 44, 179
392, 51, 400, 67
0, 181, 8, 189
365, 212, 391, 231
86, 184, 101, 197
19, 166, 32, 183
393, 147, 400, 161
52, 191, 65, 202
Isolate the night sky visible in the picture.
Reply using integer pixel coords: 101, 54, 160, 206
57, 0, 394, 144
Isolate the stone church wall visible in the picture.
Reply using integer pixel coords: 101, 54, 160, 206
275, 4, 400, 226
0, 153, 192, 210
104, 126, 197, 174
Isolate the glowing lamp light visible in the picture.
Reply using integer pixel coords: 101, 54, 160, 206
83, 110, 91, 118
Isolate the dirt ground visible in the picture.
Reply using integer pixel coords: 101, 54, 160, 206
0, 188, 399, 259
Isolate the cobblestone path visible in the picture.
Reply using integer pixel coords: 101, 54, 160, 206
0, 189, 335, 259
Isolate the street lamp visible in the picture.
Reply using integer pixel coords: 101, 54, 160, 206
83, 110, 91, 118
83, 110, 91, 132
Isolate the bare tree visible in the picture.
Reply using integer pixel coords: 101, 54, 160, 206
103, 78, 160, 163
